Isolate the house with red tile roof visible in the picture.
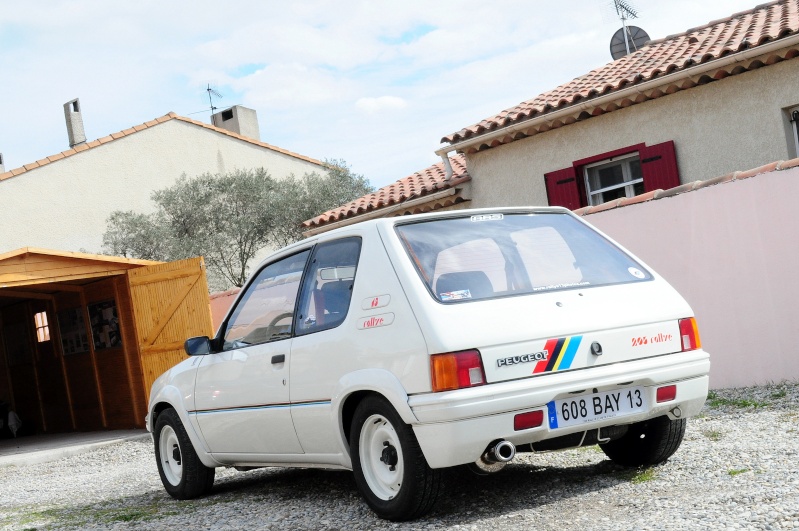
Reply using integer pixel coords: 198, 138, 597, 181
0, 105, 324, 256
436, 0, 799, 211
308, 0, 799, 231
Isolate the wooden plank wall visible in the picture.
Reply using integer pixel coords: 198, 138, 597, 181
127, 257, 214, 398
84, 278, 141, 429
55, 291, 104, 431
29, 299, 72, 433
114, 277, 146, 427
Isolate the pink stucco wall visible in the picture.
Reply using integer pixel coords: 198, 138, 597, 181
209, 288, 240, 332
584, 167, 799, 389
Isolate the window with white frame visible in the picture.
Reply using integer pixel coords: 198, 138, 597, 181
583, 154, 644, 206
34, 311, 50, 342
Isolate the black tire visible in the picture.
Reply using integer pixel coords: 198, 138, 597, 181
350, 395, 441, 521
154, 408, 215, 499
600, 416, 687, 467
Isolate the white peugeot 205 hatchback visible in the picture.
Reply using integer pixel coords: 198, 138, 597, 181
147, 206, 710, 521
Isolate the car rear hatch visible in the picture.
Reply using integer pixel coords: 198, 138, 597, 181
389, 209, 695, 384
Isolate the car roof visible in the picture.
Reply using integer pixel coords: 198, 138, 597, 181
260, 206, 573, 268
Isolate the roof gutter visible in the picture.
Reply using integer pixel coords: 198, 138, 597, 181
435, 33, 799, 157
302, 187, 458, 237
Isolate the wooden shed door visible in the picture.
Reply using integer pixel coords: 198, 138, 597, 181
128, 257, 214, 398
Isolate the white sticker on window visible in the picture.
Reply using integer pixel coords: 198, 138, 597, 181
470, 213, 504, 222
628, 267, 645, 279
440, 289, 472, 301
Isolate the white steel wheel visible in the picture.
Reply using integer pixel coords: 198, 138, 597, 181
359, 414, 404, 500
158, 423, 183, 486
153, 408, 215, 499
349, 395, 441, 521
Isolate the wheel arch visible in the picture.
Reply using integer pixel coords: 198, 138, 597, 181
148, 384, 222, 469
333, 369, 419, 462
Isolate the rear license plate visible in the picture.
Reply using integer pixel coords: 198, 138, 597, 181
547, 386, 647, 429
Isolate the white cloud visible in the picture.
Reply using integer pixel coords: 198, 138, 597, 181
355, 96, 408, 114
0, 0, 765, 188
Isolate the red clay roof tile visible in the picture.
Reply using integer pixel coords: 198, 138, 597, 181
443, 0, 799, 146
303, 154, 470, 228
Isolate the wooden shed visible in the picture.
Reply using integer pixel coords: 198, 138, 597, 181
0, 248, 213, 434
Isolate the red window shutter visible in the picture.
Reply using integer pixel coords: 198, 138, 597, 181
544, 166, 582, 210
640, 141, 680, 192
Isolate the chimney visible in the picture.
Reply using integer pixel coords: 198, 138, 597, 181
211, 105, 260, 140
64, 98, 86, 147
0, 153, 4, 173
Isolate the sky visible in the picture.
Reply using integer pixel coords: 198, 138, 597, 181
1, 0, 762, 188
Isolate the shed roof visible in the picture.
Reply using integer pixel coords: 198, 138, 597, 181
442, 0, 799, 151
0, 112, 324, 183
302, 154, 470, 230
0, 247, 160, 289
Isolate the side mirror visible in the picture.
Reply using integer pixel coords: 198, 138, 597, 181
184, 336, 212, 356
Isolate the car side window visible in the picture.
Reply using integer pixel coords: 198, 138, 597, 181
295, 238, 362, 336
222, 249, 310, 350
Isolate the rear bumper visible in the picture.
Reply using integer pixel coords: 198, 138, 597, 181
409, 350, 709, 468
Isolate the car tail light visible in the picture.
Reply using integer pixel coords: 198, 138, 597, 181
430, 349, 486, 392
514, 410, 544, 431
657, 384, 677, 403
678, 317, 702, 351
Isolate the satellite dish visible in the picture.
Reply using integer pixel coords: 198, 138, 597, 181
610, 25, 650, 60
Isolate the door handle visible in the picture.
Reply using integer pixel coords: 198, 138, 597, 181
271, 354, 286, 364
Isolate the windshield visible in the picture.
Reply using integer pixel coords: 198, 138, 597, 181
395, 212, 651, 302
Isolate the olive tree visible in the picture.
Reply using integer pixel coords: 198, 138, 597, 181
102, 161, 373, 290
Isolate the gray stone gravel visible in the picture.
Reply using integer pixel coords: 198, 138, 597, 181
1, 382, 798, 530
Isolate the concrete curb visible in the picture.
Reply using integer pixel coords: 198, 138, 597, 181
0, 433, 151, 468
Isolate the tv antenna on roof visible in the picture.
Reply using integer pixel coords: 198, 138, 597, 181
206, 84, 223, 114
608, 0, 649, 59
187, 84, 225, 118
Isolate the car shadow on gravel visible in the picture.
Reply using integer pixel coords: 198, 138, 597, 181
431, 458, 634, 521
25, 455, 643, 529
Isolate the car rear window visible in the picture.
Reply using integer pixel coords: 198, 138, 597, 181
395, 212, 651, 302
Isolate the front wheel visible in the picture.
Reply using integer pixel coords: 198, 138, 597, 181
600, 415, 686, 467
350, 396, 441, 521
154, 408, 215, 499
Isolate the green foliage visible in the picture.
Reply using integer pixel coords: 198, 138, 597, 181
631, 468, 656, 484
728, 468, 750, 476
101, 161, 373, 289
271, 159, 374, 247
616, 467, 656, 483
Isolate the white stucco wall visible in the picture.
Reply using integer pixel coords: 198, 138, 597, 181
582, 167, 799, 389
467, 58, 799, 208
0, 119, 323, 254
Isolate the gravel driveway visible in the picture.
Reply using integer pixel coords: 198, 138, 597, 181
1, 382, 798, 530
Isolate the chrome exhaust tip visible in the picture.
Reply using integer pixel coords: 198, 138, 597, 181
486, 440, 516, 463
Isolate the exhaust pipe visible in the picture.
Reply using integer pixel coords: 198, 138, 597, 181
485, 440, 516, 463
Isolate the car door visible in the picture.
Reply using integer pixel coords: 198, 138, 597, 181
193, 249, 310, 455
289, 238, 362, 455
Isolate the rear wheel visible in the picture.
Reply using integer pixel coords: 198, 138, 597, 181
154, 408, 215, 499
600, 416, 686, 467
350, 396, 441, 521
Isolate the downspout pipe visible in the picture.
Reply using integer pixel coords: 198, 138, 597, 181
440, 154, 453, 180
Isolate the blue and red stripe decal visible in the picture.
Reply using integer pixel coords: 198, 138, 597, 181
533, 336, 583, 374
